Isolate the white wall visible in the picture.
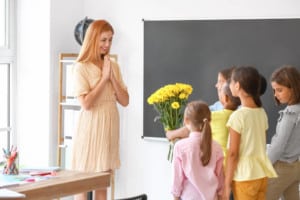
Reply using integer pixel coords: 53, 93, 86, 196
16, 0, 300, 200
49, 0, 84, 165
16, 0, 83, 166
16, 0, 51, 166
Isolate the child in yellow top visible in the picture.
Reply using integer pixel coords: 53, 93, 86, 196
210, 83, 240, 156
223, 66, 277, 200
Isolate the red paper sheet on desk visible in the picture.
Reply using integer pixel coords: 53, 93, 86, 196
29, 171, 57, 176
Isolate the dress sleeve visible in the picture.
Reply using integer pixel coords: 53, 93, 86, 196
267, 109, 298, 164
73, 63, 90, 97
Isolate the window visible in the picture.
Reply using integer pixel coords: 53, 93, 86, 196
0, 0, 6, 47
0, 0, 15, 151
0, 64, 11, 150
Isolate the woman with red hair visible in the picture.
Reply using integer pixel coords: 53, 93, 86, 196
71, 20, 129, 200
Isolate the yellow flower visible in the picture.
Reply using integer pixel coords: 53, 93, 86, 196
179, 93, 186, 99
171, 102, 180, 109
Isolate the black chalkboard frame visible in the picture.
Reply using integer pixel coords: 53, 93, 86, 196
143, 19, 300, 141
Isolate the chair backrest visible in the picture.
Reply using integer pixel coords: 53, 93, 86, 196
115, 194, 147, 200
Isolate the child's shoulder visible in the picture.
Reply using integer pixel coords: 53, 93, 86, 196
174, 138, 191, 154
286, 103, 300, 113
230, 107, 267, 121
212, 109, 233, 115
175, 136, 192, 146
212, 109, 233, 119
175, 134, 199, 149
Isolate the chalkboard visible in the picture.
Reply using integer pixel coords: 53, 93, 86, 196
143, 19, 300, 142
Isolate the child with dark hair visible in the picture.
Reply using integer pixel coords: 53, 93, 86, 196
171, 101, 224, 200
266, 65, 300, 200
223, 66, 277, 200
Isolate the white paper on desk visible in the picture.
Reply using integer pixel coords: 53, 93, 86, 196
0, 174, 28, 188
0, 188, 25, 198
19, 166, 60, 173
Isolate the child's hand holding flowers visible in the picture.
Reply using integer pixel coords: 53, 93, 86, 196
147, 83, 193, 161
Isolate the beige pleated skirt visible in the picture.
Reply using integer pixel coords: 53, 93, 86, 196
71, 101, 120, 172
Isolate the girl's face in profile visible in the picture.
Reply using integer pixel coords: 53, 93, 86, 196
99, 30, 113, 55
215, 73, 226, 91
216, 73, 226, 101
271, 81, 293, 105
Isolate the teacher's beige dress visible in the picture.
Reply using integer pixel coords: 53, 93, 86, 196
71, 60, 127, 172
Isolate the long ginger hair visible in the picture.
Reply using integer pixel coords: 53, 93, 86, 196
76, 20, 114, 65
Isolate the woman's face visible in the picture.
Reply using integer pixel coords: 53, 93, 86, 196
99, 30, 113, 55
271, 81, 293, 105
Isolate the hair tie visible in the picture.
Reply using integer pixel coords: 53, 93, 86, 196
203, 118, 208, 123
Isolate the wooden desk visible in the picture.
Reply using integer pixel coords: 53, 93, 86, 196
9, 170, 110, 200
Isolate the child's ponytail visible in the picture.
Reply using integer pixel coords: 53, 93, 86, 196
253, 95, 262, 107
184, 101, 212, 166
200, 118, 212, 166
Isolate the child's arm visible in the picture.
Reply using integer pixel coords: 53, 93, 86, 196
223, 128, 240, 200
215, 152, 225, 199
166, 126, 189, 141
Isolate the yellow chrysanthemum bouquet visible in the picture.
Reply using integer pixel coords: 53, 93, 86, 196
147, 83, 193, 161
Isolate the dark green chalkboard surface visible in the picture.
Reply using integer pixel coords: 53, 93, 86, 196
143, 19, 300, 141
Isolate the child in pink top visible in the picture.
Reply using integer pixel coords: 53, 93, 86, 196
171, 101, 224, 200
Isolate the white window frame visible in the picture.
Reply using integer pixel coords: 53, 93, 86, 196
0, 0, 16, 150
